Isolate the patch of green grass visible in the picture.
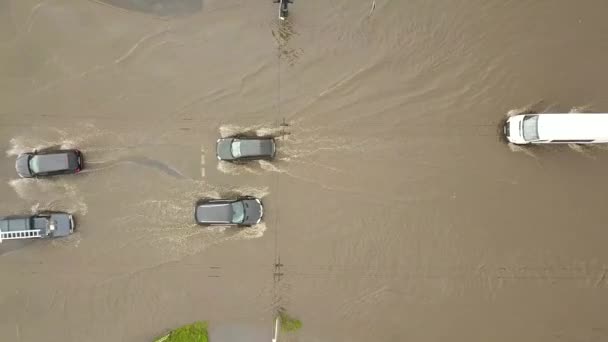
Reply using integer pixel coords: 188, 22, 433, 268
155, 321, 208, 342
279, 310, 302, 333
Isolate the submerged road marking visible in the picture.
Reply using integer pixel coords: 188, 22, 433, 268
201, 147, 206, 178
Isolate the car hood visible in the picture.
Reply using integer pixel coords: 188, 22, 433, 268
196, 202, 233, 224
216, 139, 234, 160
505, 116, 526, 144
48, 213, 74, 237
15, 154, 32, 177
240, 139, 275, 157
242, 199, 263, 225
66, 151, 80, 169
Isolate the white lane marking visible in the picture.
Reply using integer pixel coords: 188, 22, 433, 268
201, 147, 206, 178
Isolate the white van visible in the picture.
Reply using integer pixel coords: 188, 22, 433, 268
504, 113, 608, 145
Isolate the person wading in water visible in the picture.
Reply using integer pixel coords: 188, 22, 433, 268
273, 0, 294, 20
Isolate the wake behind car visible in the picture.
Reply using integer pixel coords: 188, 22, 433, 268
216, 137, 276, 162
195, 197, 264, 226
0, 211, 75, 242
16, 149, 83, 178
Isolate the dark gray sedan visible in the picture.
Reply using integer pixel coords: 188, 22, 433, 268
195, 197, 264, 226
216, 137, 276, 162
16, 149, 83, 178
0, 211, 75, 241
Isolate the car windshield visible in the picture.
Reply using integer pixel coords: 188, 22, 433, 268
231, 201, 245, 224
522, 115, 539, 141
29, 156, 41, 173
231, 140, 242, 158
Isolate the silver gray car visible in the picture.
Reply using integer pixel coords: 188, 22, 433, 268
15, 149, 83, 178
195, 197, 264, 226
216, 137, 276, 162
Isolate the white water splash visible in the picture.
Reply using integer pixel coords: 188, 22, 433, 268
258, 160, 285, 173
217, 161, 260, 175
219, 124, 249, 138
569, 105, 593, 113
9, 178, 76, 200
229, 186, 270, 199
568, 143, 596, 159
217, 160, 284, 175
30, 195, 88, 216
9, 179, 88, 215
217, 123, 352, 178
256, 126, 286, 137
230, 222, 267, 240
506, 109, 523, 117
5, 137, 68, 156
506, 101, 544, 117
508, 143, 538, 159
5, 124, 126, 158
114, 195, 269, 261
219, 123, 287, 138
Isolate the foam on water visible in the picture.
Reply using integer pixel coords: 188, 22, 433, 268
10, 178, 75, 200
256, 126, 287, 137
228, 222, 267, 241
217, 161, 261, 175
113, 186, 270, 261
506, 101, 544, 117
9, 178, 88, 215
507, 143, 538, 159
568, 143, 597, 159
146, 221, 267, 261
569, 105, 593, 113
216, 123, 355, 178
33, 193, 87, 216
278, 136, 354, 159
5, 124, 149, 167
6, 137, 71, 156
219, 123, 288, 138
506, 109, 523, 117
167, 179, 220, 200
219, 124, 251, 138
217, 160, 285, 175
258, 160, 285, 173
220, 185, 270, 199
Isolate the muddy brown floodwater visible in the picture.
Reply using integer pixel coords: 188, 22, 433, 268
2, 0, 608, 341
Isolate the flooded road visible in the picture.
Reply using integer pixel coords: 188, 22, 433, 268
2, 0, 608, 341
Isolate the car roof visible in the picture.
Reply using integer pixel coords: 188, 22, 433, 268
536, 114, 608, 140
32, 153, 70, 172
196, 202, 233, 223
236, 139, 274, 157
